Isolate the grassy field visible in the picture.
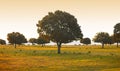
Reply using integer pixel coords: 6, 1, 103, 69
0, 45, 120, 71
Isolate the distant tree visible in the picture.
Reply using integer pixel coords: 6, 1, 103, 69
114, 23, 120, 47
36, 34, 50, 46
7, 32, 27, 48
108, 35, 114, 45
0, 39, 6, 45
93, 32, 110, 48
29, 38, 37, 45
80, 38, 91, 45
37, 10, 83, 53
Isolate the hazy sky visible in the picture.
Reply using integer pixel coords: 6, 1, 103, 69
0, 0, 120, 42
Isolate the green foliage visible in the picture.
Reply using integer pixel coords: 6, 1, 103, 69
114, 23, 120, 47
80, 37, 91, 45
29, 38, 37, 45
114, 23, 120, 34
93, 32, 112, 48
108, 35, 114, 44
7, 32, 27, 45
0, 39, 6, 45
93, 32, 110, 44
37, 36, 50, 46
37, 10, 83, 43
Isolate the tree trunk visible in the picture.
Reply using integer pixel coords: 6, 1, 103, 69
102, 42, 104, 48
14, 43, 16, 48
41, 44, 44, 47
14, 35, 16, 48
41, 44, 45, 47
57, 42, 62, 54
117, 42, 118, 47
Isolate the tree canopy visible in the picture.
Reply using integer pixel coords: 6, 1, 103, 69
29, 38, 37, 45
80, 38, 91, 45
93, 32, 110, 48
114, 23, 120, 47
7, 32, 27, 48
37, 36, 50, 46
37, 10, 83, 53
108, 35, 114, 45
0, 39, 6, 45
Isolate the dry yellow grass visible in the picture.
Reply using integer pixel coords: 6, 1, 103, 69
0, 45, 120, 71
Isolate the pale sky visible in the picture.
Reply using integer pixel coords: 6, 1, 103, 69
0, 0, 120, 43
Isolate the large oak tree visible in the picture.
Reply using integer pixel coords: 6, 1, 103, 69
37, 10, 83, 54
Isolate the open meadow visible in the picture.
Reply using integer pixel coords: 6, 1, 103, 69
0, 45, 120, 71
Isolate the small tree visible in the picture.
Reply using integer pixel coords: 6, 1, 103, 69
37, 35, 50, 46
93, 32, 110, 48
29, 38, 37, 45
114, 23, 120, 47
108, 35, 114, 45
80, 38, 91, 45
0, 39, 6, 45
7, 32, 27, 48
37, 10, 83, 53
